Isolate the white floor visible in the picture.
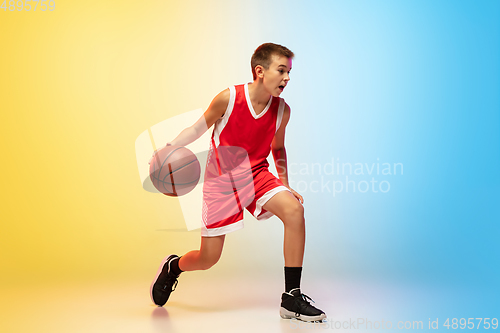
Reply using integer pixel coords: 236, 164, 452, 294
1, 272, 477, 333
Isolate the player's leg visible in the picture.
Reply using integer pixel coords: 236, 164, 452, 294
178, 235, 225, 271
262, 190, 326, 322
262, 190, 305, 267
150, 234, 226, 306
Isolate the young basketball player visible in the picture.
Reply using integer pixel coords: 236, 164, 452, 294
150, 43, 326, 322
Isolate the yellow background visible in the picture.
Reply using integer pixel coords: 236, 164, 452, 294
1, 1, 290, 326
0, 0, 276, 281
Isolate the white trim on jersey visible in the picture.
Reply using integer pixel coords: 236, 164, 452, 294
244, 83, 273, 119
276, 98, 285, 133
253, 185, 291, 220
200, 219, 244, 237
212, 86, 236, 147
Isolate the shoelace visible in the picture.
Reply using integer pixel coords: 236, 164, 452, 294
293, 293, 315, 317
163, 275, 178, 292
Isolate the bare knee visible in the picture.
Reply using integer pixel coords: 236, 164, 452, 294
197, 235, 224, 270
199, 253, 221, 270
281, 201, 305, 228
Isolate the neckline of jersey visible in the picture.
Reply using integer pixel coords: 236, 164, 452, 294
244, 83, 273, 119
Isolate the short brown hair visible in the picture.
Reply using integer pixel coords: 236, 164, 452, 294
251, 43, 294, 80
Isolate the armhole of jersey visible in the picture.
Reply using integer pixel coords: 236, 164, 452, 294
275, 98, 285, 133
213, 86, 236, 147
221, 86, 236, 120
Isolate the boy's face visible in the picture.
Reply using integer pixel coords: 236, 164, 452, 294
261, 54, 292, 97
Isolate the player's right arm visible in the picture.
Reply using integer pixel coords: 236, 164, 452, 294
149, 89, 229, 164
168, 88, 229, 146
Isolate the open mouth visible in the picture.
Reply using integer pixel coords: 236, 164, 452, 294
279, 85, 285, 91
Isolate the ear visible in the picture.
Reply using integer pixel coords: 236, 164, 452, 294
255, 65, 265, 79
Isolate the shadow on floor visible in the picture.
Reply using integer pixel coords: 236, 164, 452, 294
151, 307, 173, 332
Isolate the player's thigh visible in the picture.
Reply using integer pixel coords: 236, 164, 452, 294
200, 235, 225, 259
262, 190, 304, 221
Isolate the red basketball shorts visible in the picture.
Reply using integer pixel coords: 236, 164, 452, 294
201, 165, 291, 237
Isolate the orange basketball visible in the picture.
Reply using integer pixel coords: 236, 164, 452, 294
149, 145, 201, 196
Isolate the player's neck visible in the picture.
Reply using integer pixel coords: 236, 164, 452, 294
247, 81, 272, 106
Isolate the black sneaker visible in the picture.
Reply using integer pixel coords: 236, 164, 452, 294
150, 254, 180, 306
280, 288, 326, 322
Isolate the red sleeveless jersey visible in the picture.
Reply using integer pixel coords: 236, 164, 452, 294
211, 83, 286, 171
201, 83, 288, 233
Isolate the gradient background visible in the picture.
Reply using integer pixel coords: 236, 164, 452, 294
1, 0, 499, 332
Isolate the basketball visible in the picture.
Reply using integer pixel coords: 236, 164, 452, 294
149, 145, 201, 196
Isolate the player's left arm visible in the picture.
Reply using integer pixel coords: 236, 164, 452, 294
271, 102, 304, 204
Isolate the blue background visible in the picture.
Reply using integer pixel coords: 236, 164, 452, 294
270, 0, 499, 321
